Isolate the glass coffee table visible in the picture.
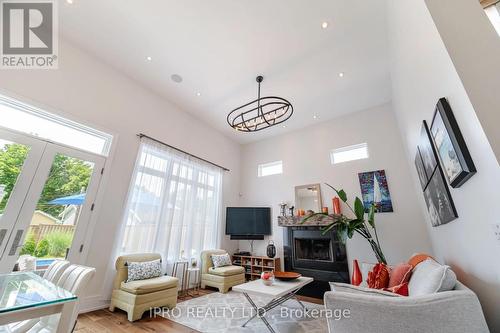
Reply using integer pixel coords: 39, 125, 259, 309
233, 276, 313, 333
0, 271, 77, 332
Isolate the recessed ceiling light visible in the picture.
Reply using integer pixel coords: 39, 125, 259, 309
66, 0, 74, 4
338, 72, 345, 78
146, 56, 152, 62
171, 74, 183, 83
196, 92, 201, 97
321, 21, 329, 29
282, 125, 287, 128
313, 115, 318, 119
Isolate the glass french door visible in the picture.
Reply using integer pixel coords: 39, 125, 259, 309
0, 127, 105, 273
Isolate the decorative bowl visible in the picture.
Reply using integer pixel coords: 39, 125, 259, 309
274, 271, 301, 281
261, 271, 275, 286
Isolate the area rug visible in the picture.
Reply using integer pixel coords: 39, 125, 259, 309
161, 291, 328, 333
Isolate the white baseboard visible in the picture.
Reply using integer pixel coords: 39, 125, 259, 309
78, 294, 110, 314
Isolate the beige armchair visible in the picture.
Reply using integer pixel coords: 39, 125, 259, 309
109, 253, 178, 322
200, 249, 245, 293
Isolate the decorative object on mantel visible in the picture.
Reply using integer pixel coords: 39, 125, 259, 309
322, 207, 329, 214
417, 121, 458, 227
302, 184, 387, 264
288, 205, 294, 216
358, 170, 393, 213
351, 259, 362, 286
430, 98, 476, 188
227, 75, 293, 132
279, 203, 287, 216
266, 240, 276, 258
332, 197, 341, 214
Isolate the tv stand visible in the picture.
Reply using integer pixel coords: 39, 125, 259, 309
231, 254, 281, 281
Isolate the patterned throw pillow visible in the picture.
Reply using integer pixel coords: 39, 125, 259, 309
126, 259, 162, 282
211, 253, 231, 268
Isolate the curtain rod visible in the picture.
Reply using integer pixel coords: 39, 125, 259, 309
137, 133, 230, 172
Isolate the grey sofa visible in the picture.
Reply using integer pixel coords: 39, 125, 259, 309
324, 281, 489, 333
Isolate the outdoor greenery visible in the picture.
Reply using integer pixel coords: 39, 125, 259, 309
302, 183, 387, 264
20, 231, 73, 258
20, 233, 36, 256
45, 231, 73, 257
0, 143, 92, 217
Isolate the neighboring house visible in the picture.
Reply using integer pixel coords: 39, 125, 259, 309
30, 210, 60, 226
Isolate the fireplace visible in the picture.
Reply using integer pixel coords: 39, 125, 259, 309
283, 226, 349, 298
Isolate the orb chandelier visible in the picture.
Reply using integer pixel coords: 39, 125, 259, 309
227, 76, 293, 132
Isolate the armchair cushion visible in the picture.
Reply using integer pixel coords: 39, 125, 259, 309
211, 253, 231, 268
121, 275, 178, 295
208, 265, 245, 277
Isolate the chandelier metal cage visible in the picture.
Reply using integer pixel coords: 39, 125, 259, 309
227, 76, 293, 132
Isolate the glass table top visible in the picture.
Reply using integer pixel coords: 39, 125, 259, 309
0, 272, 76, 314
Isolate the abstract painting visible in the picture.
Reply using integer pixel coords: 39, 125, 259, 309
430, 98, 476, 188
358, 170, 393, 213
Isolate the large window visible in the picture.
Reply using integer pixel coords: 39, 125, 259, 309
118, 137, 223, 262
258, 160, 283, 177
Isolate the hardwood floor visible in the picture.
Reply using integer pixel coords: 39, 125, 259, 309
75, 289, 323, 333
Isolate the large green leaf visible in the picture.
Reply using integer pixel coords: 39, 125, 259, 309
368, 204, 375, 228
337, 189, 348, 203
354, 197, 365, 221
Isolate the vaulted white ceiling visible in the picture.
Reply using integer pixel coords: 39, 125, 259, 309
60, 0, 391, 143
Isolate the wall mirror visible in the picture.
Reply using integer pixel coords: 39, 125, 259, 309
294, 184, 322, 213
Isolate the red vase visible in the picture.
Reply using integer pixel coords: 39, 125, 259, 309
351, 259, 362, 286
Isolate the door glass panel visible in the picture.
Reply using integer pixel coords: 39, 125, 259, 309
20, 153, 95, 267
0, 139, 30, 221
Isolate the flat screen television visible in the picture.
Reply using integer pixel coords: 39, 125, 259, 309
225, 207, 271, 240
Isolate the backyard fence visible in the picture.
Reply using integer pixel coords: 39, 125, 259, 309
29, 224, 75, 243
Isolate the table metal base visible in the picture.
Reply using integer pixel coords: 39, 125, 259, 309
241, 288, 308, 333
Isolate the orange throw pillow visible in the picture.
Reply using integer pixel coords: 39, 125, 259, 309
388, 263, 413, 288
367, 263, 390, 289
408, 253, 435, 269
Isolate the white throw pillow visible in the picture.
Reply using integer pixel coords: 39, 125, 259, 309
126, 259, 162, 282
408, 258, 457, 296
211, 253, 231, 268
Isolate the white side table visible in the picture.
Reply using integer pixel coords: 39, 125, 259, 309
187, 267, 201, 295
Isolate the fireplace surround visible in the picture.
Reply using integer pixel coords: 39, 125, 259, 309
283, 226, 349, 298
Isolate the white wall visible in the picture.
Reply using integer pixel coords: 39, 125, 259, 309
425, 0, 500, 165
0, 40, 241, 311
387, 0, 500, 330
238, 104, 433, 272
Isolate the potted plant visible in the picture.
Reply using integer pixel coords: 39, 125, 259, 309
302, 183, 387, 264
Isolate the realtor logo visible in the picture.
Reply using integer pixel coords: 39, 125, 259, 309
1, 0, 58, 69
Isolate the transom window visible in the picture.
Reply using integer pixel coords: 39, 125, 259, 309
0, 94, 112, 156
330, 143, 369, 164
258, 160, 283, 177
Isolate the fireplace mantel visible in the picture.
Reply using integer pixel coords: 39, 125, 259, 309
277, 214, 341, 227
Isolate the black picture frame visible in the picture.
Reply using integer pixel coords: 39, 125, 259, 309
423, 165, 458, 227
419, 121, 439, 182
430, 98, 476, 188
414, 147, 428, 191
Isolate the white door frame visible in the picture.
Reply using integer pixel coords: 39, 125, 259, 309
0, 128, 46, 259
0, 128, 106, 271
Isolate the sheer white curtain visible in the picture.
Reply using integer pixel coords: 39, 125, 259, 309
118, 137, 223, 263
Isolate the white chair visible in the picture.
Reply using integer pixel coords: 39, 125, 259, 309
42, 260, 70, 283
26, 265, 96, 333
7, 260, 71, 333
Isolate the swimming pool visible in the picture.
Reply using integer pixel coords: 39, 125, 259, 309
36, 258, 56, 268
